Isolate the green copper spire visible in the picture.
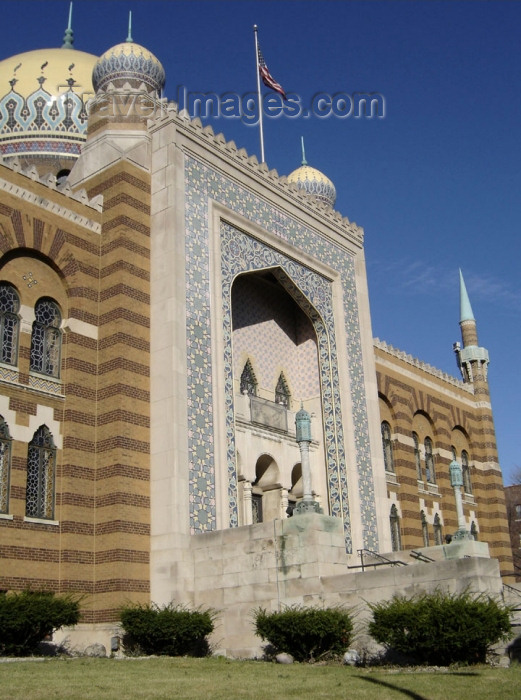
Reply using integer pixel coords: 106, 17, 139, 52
459, 269, 475, 322
61, 2, 74, 49
300, 136, 307, 166
126, 11, 133, 42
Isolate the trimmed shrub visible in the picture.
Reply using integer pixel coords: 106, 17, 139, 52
253, 605, 354, 662
368, 590, 512, 665
120, 602, 216, 656
0, 590, 81, 656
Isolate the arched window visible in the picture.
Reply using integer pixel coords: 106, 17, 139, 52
413, 432, 422, 480
240, 358, 257, 396
26, 425, 56, 520
433, 512, 443, 545
0, 283, 20, 365
275, 372, 290, 408
421, 509, 429, 547
0, 417, 12, 514
390, 504, 401, 551
30, 299, 62, 378
470, 521, 478, 541
461, 450, 472, 494
381, 422, 394, 473
424, 436, 435, 484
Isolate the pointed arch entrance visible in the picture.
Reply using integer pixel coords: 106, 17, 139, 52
218, 221, 352, 548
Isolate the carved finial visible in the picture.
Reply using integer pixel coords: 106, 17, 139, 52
62, 2, 74, 49
126, 11, 133, 42
300, 136, 307, 166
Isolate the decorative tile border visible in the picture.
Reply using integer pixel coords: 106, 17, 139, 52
184, 155, 378, 551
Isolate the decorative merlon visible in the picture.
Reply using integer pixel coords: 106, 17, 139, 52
149, 103, 363, 243
373, 337, 472, 391
0, 155, 104, 215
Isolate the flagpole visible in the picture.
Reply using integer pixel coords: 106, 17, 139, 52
253, 24, 265, 163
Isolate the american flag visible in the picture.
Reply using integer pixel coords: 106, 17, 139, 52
258, 46, 286, 100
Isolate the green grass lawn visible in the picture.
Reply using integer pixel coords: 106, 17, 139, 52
1, 657, 520, 700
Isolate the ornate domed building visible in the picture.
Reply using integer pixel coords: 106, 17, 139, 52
0, 6, 513, 659
0, 9, 96, 176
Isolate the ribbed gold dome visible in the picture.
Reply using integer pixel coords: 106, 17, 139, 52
0, 47, 97, 170
287, 164, 337, 207
92, 42, 165, 95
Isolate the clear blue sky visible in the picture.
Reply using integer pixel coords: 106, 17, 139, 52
2, 1, 519, 483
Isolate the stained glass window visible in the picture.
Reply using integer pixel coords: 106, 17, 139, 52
240, 359, 257, 396
381, 422, 394, 473
25, 425, 56, 520
0, 284, 20, 365
275, 372, 290, 408
390, 504, 401, 551
424, 437, 436, 484
0, 418, 11, 514
30, 299, 62, 378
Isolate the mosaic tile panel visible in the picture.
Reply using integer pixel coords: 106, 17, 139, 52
184, 155, 379, 550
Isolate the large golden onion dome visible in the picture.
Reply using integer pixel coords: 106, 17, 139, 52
287, 139, 336, 207
92, 41, 165, 96
0, 9, 97, 175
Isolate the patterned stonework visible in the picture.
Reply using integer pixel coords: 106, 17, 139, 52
184, 155, 379, 551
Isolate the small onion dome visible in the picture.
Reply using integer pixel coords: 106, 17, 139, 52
287, 164, 337, 207
92, 42, 165, 95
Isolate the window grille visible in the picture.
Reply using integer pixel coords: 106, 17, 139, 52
424, 436, 436, 484
390, 504, 401, 551
461, 450, 472, 494
30, 299, 62, 378
413, 432, 422, 480
421, 509, 429, 547
433, 513, 443, 545
275, 372, 290, 408
240, 359, 257, 396
25, 425, 56, 520
0, 418, 11, 514
252, 493, 263, 524
381, 422, 394, 473
0, 284, 20, 365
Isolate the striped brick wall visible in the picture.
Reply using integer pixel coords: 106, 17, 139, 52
0, 158, 151, 622
375, 345, 513, 576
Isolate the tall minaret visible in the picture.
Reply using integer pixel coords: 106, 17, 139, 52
454, 269, 489, 396
453, 272, 513, 576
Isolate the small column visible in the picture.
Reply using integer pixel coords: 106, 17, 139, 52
294, 405, 322, 515
449, 460, 473, 541
243, 480, 253, 525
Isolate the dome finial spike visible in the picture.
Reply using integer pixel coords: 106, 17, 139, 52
300, 136, 307, 166
61, 2, 74, 49
126, 11, 133, 42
